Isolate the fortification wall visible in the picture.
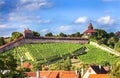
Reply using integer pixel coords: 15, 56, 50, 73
0, 37, 88, 53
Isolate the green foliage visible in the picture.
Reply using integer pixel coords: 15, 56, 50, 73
0, 54, 25, 78
0, 37, 4, 46
49, 58, 72, 71
109, 61, 120, 78
11, 32, 23, 40
114, 41, 120, 52
32, 61, 42, 71
107, 37, 118, 48
59, 32, 67, 37
95, 29, 107, 39
32, 31, 40, 36
68, 32, 81, 37
45, 32, 53, 36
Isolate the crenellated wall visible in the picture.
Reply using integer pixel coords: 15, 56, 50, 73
0, 37, 88, 53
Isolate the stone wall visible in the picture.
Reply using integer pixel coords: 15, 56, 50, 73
0, 37, 88, 53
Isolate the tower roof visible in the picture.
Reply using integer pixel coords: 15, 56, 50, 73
88, 23, 93, 30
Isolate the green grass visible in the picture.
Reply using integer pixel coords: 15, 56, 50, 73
78, 44, 120, 64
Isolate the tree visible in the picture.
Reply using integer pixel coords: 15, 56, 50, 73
114, 41, 120, 52
59, 32, 67, 37
45, 32, 53, 36
11, 32, 23, 40
0, 37, 4, 46
74, 32, 81, 37
109, 61, 120, 78
95, 29, 107, 39
107, 37, 118, 48
0, 54, 25, 78
49, 58, 72, 71
32, 31, 40, 36
32, 61, 42, 71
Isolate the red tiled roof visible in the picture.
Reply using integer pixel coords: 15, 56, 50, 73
25, 71, 79, 78
84, 29, 97, 33
89, 74, 108, 78
25, 71, 59, 78
22, 62, 33, 69
60, 71, 79, 78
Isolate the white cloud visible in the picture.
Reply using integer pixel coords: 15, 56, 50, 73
75, 17, 88, 23
58, 26, 72, 32
16, 0, 51, 11
97, 16, 115, 25
0, 24, 7, 28
40, 29, 49, 33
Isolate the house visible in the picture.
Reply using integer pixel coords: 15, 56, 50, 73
25, 71, 80, 78
83, 23, 97, 38
83, 65, 108, 78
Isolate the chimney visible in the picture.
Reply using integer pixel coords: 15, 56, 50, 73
36, 69, 40, 78
81, 67, 84, 77
21, 56, 24, 66
99, 65, 101, 70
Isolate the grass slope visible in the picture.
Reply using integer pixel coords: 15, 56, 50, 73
78, 44, 120, 64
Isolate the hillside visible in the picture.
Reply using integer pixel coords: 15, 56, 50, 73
78, 44, 120, 64
4, 43, 84, 64
1, 42, 120, 65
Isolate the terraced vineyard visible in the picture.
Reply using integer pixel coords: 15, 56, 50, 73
4, 43, 83, 63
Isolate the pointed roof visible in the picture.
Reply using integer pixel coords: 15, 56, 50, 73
84, 23, 97, 33
88, 23, 93, 30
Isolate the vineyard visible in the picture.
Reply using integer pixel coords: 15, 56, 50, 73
78, 44, 120, 64
4, 43, 83, 63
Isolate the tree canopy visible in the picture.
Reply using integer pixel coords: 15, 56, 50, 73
11, 32, 23, 40
32, 31, 40, 36
45, 32, 53, 36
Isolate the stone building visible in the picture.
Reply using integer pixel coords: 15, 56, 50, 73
24, 29, 33, 38
83, 23, 97, 38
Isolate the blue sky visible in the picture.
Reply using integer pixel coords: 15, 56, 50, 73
0, 0, 120, 37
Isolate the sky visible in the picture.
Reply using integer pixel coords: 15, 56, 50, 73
0, 0, 120, 37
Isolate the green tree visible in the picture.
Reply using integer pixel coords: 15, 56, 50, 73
32, 61, 42, 71
0, 37, 4, 46
74, 32, 81, 37
114, 41, 120, 52
59, 32, 67, 37
11, 32, 23, 40
107, 37, 118, 48
0, 54, 25, 78
32, 31, 40, 36
45, 32, 53, 36
95, 29, 107, 39
109, 61, 120, 78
